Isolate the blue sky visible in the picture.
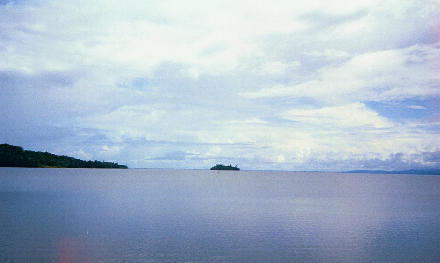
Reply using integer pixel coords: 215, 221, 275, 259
1, 0, 439, 170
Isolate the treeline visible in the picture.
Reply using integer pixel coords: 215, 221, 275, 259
0, 144, 127, 169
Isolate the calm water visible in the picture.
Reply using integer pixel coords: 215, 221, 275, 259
1, 168, 439, 263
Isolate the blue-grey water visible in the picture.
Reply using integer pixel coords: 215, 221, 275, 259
0, 168, 439, 263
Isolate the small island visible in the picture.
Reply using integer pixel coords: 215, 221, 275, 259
0, 143, 127, 169
210, 164, 240, 171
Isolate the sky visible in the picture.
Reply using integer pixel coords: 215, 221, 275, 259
1, 0, 439, 170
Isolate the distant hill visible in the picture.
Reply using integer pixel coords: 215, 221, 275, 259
345, 169, 440, 175
0, 144, 127, 169
210, 164, 240, 171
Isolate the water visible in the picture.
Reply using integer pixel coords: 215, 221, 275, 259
1, 168, 439, 263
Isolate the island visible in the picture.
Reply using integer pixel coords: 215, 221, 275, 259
0, 143, 128, 168
210, 164, 240, 171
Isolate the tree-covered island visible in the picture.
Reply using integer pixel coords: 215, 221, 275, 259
0, 144, 127, 168
210, 164, 240, 170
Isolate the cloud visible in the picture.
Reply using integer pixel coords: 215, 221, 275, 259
0, 0, 310, 79
260, 61, 301, 75
299, 9, 369, 31
357, 151, 440, 170
305, 49, 350, 59
408, 105, 427, 110
1, 0, 439, 170
241, 43, 440, 103
422, 151, 440, 165
279, 103, 393, 128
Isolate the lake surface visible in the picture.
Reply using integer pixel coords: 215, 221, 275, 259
1, 168, 439, 263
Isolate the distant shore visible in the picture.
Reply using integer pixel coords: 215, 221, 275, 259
345, 169, 440, 175
0, 144, 127, 169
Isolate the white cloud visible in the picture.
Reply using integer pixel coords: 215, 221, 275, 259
241, 43, 440, 103
6, 0, 430, 78
0, 0, 310, 78
260, 60, 301, 75
305, 49, 350, 59
408, 105, 427, 110
279, 103, 393, 128
100, 145, 121, 155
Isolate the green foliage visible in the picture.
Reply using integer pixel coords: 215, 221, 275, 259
210, 163, 240, 170
0, 144, 127, 168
